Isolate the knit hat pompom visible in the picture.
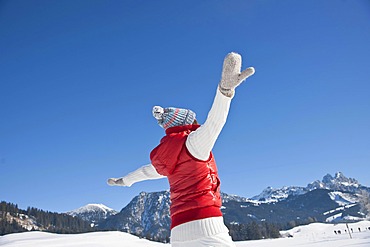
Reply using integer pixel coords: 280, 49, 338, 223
153, 106, 165, 120
152, 106, 196, 129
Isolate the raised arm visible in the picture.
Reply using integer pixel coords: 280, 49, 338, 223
107, 163, 165, 187
186, 52, 255, 161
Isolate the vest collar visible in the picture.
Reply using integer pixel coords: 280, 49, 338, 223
165, 124, 200, 135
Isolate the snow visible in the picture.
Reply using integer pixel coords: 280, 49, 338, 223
0, 231, 166, 247
326, 213, 344, 222
67, 204, 116, 215
4, 213, 39, 231
328, 192, 358, 206
251, 186, 307, 203
340, 182, 359, 187
324, 204, 357, 216
1, 221, 370, 247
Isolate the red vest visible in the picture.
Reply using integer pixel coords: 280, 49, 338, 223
150, 125, 222, 229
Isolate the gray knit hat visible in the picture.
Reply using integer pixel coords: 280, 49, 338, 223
152, 106, 196, 129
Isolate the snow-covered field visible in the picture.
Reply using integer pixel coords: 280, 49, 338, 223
1, 221, 369, 247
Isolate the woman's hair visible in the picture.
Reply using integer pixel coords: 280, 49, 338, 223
193, 119, 198, 125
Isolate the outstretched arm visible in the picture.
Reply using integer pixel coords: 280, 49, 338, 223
186, 52, 255, 161
107, 164, 165, 187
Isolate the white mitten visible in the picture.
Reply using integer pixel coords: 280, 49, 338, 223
107, 178, 129, 187
219, 52, 255, 97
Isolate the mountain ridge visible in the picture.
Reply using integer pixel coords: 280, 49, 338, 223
66, 204, 118, 226
2, 172, 369, 242
91, 172, 369, 242
251, 171, 366, 203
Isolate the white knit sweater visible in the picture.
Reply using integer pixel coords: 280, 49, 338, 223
121, 89, 232, 187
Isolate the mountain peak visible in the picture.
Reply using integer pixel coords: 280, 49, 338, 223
251, 186, 307, 203
67, 204, 118, 224
252, 172, 363, 203
335, 171, 344, 179
68, 204, 117, 214
308, 172, 361, 192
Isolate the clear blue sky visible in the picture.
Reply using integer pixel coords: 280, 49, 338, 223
1, 0, 369, 213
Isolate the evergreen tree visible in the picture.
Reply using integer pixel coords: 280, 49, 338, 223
0, 201, 96, 235
359, 190, 370, 219
227, 221, 281, 241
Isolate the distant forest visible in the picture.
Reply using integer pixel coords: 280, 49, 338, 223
1, 200, 282, 242
227, 221, 281, 241
0, 201, 95, 236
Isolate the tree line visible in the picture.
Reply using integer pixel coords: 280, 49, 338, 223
0, 201, 95, 236
1, 200, 316, 242
227, 221, 281, 241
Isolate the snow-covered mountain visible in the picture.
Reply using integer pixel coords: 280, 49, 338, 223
221, 192, 251, 203
2, 172, 369, 243
98, 191, 171, 243
2, 221, 370, 247
67, 204, 118, 226
251, 186, 307, 203
252, 172, 367, 203
307, 172, 362, 192
65, 172, 369, 243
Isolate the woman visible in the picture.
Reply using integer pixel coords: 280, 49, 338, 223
108, 52, 255, 247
